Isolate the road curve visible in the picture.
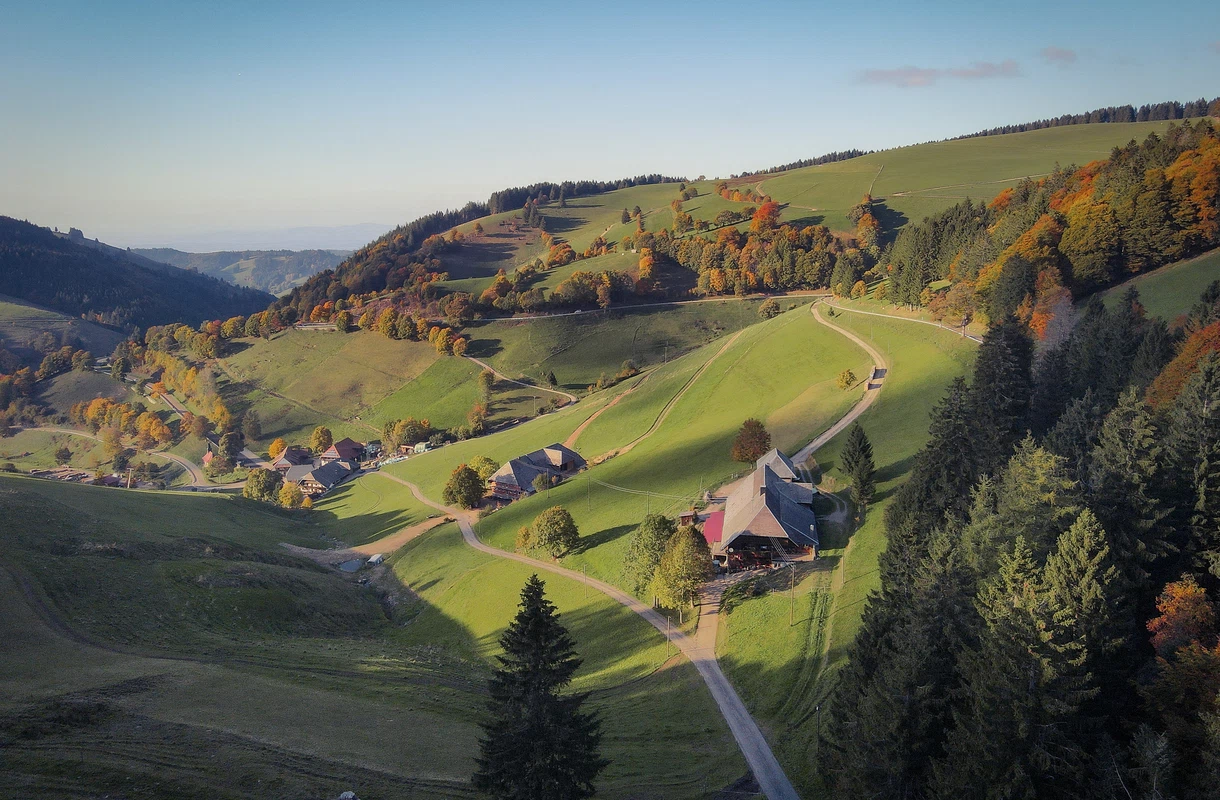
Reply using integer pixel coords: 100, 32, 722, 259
378, 471, 801, 800
823, 300, 984, 343
464, 355, 579, 403
791, 303, 888, 466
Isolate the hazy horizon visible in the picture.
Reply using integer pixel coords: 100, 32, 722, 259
3, 0, 1218, 250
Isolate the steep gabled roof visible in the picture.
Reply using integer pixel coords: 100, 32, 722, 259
720, 465, 819, 551
756, 448, 800, 482
324, 438, 364, 460
489, 458, 547, 491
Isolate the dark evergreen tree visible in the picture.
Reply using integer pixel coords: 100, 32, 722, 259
883, 377, 979, 589
970, 317, 1034, 475
1087, 390, 1171, 597
1161, 354, 1220, 577
1130, 317, 1176, 391
840, 422, 876, 511
932, 538, 1094, 799
826, 532, 975, 799
473, 575, 607, 800
1045, 389, 1105, 484
1030, 344, 1073, 437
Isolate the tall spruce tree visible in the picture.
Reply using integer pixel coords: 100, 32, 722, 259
1030, 343, 1073, 437
1044, 389, 1105, 484
932, 538, 1093, 799
1161, 354, 1220, 577
827, 531, 975, 799
1087, 390, 1171, 597
840, 422, 876, 511
883, 377, 979, 589
970, 317, 1034, 475
473, 576, 607, 800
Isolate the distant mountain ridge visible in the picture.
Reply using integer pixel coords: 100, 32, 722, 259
133, 247, 349, 296
0, 218, 273, 329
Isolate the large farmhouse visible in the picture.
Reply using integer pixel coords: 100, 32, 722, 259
488, 443, 587, 501
283, 460, 356, 496
706, 449, 820, 568
320, 438, 365, 464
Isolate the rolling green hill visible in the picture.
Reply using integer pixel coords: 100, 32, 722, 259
0, 295, 125, 365
1101, 248, 1220, 322
749, 119, 1198, 234
134, 247, 348, 296
0, 218, 273, 329
0, 474, 744, 798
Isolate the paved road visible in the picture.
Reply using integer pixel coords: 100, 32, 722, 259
379, 471, 801, 800
791, 302, 888, 466
18, 426, 216, 487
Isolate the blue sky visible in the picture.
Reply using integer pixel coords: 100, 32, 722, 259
1, 0, 1217, 249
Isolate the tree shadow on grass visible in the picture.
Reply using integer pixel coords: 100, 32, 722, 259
874, 453, 916, 485
870, 200, 908, 245
780, 211, 826, 228
569, 524, 635, 555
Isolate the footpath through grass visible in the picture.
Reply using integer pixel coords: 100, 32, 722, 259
716, 309, 977, 796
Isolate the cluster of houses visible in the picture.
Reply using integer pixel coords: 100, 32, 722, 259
701, 449, 821, 569
488, 443, 586, 501
480, 442, 819, 570
272, 437, 373, 496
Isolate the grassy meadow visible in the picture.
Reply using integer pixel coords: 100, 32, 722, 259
0, 473, 747, 799
1101, 247, 1220, 322
753, 120, 1195, 233
0, 294, 124, 359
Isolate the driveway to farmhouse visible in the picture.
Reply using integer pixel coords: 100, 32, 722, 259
379, 470, 802, 800
154, 392, 273, 470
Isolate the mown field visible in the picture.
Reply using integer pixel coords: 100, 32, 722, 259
0, 474, 746, 799
466, 298, 770, 389
1101, 247, 1220, 322
753, 120, 1195, 234
715, 305, 978, 795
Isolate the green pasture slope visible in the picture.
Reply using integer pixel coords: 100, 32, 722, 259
1101, 247, 1220, 322
388, 305, 872, 592
0, 294, 125, 358
0, 474, 745, 799
465, 298, 768, 389
754, 120, 1196, 233
716, 306, 977, 795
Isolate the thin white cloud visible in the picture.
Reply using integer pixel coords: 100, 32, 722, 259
858, 59, 1020, 88
1041, 46, 1078, 67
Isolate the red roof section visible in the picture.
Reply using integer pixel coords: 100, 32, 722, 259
702, 510, 725, 545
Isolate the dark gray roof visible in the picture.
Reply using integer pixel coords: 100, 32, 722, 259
763, 466, 819, 548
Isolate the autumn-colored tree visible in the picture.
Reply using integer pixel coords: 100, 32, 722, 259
268, 437, 287, 460
309, 425, 333, 454
837, 369, 857, 390
750, 201, 781, 234
731, 418, 771, 463
1147, 575, 1217, 658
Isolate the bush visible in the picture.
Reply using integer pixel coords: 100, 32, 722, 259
530, 506, 579, 557
443, 464, 485, 509
759, 298, 780, 319
837, 369, 857, 390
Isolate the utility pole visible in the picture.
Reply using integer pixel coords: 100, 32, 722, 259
666, 616, 671, 659
789, 564, 796, 626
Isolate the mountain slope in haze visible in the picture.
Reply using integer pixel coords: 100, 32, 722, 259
133, 247, 349, 295
0, 218, 274, 329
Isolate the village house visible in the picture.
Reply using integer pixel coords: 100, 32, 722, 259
320, 438, 365, 464
283, 459, 356, 496
271, 445, 314, 472
488, 443, 587, 501
706, 449, 820, 569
